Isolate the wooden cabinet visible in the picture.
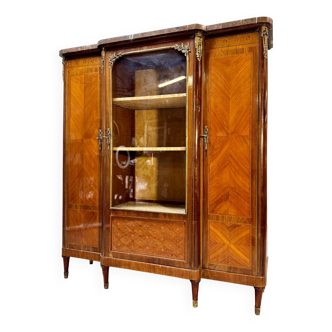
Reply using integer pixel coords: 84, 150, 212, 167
60, 17, 273, 315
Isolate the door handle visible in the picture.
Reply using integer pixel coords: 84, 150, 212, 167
200, 126, 208, 152
103, 128, 111, 150
96, 129, 103, 152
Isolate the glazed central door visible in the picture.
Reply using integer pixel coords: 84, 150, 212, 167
202, 33, 259, 275
63, 56, 102, 253
104, 41, 194, 268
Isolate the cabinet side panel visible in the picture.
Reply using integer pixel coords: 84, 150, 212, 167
203, 34, 259, 275
64, 57, 102, 253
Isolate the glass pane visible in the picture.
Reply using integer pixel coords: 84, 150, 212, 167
111, 49, 187, 214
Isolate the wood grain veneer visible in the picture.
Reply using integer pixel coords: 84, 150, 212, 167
203, 33, 259, 276
63, 55, 102, 255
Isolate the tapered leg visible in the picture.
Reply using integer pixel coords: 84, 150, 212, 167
254, 287, 265, 315
101, 265, 109, 289
190, 280, 200, 308
62, 256, 70, 279
89, 260, 93, 265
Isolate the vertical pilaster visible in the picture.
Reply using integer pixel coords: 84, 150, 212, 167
192, 31, 204, 271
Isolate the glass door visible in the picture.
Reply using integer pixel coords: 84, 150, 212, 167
110, 47, 189, 214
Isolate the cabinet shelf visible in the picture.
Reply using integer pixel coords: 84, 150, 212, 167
112, 147, 186, 152
113, 93, 186, 110
111, 201, 186, 214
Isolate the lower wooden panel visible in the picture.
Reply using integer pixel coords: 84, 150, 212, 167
100, 256, 200, 280
208, 221, 251, 269
202, 269, 266, 287
111, 217, 185, 260
66, 209, 99, 251
62, 248, 101, 261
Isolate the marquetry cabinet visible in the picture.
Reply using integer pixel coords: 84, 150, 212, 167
60, 17, 273, 315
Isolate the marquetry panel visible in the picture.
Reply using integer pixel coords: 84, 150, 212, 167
68, 70, 100, 206
205, 32, 259, 50
64, 57, 101, 254
66, 57, 100, 68
208, 52, 252, 217
112, 218, 185, 260
203, 33, 259, 275
209, 221, 251, 268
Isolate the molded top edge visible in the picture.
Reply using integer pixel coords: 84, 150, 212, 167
59, 17, 273, 56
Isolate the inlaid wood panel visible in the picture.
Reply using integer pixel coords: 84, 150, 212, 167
205, 33, 259, 50
209, 221, 251, 268
203, 33, 259, 275
68, 71, 100, 206
208, 53, 252, 217
64, 57, 101, 252
111, 218, 185, 260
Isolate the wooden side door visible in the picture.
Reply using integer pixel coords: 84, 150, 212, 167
202, 33, 259, 276
63, 55, 102, 253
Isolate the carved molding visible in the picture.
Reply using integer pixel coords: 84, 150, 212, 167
109, 52, 124, 69
261, 26, 269, 59
173, 42, 190, 58
108, 43, 191, 69
195, 32, 203, 61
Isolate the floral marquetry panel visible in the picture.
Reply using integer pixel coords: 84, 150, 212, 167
112, 218, 185, 260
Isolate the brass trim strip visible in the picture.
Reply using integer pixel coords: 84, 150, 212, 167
261, 26, 269, 59
195, 32, 203, 61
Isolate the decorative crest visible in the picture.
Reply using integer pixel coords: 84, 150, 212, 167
109, 52, 124, 68
173, 42, 190, 57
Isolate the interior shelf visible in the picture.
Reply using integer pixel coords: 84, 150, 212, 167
111, 201, 186, 214
113, 93, 186, 110
113, 147, 186, 151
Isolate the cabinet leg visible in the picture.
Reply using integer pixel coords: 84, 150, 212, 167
62, 256, 70, 279
101, 265, 109, 289
89, 260, 93, 265
254, 287, 265, 315
190, 280, 200, 308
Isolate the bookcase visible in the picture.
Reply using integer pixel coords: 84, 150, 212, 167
60, 17, 273, 315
